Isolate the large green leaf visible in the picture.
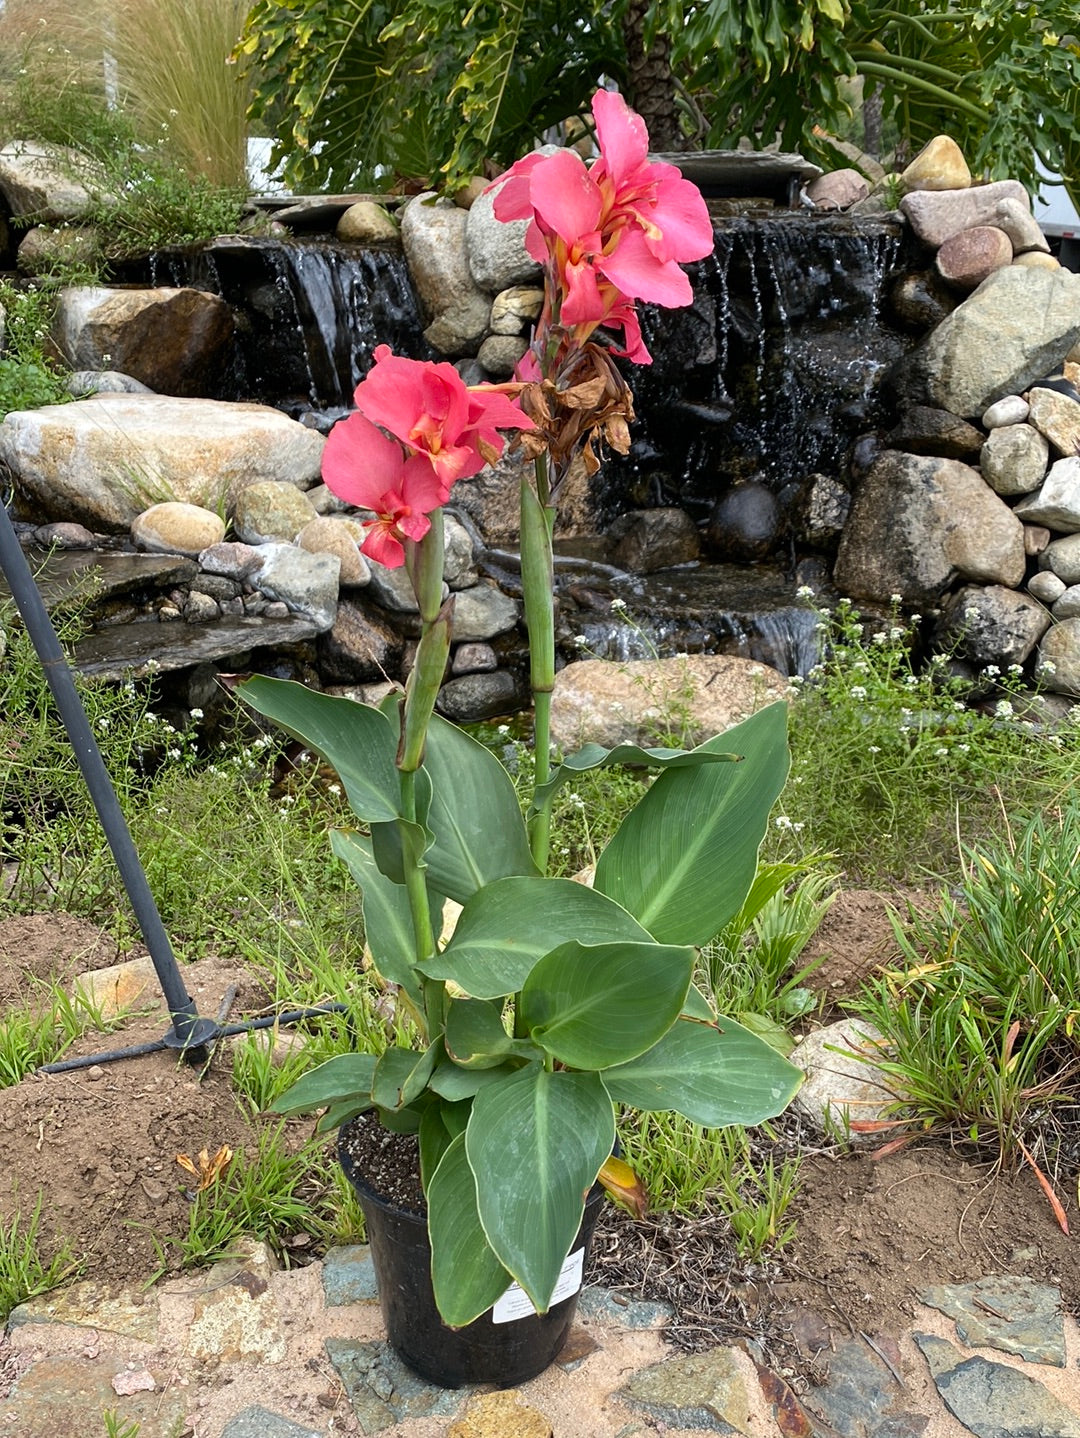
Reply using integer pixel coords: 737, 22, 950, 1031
601, 1015, 803, 1126
371, 1043, 439, 1111
444, 998, 513, 1069
520, 940, 694, 1070
330, 829, 423, 1010
428, 1059, 523, 1102
531, 740, 737, 816
420, 875, 653, 998
428, 1134, 512, 1328
420, 715, 537, 902
594, 702, 790, 946
467, 1065, 614, 1313
238, 677, 401, 824
268, 1053, 377, 1116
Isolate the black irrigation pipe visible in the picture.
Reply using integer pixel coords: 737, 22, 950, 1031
1, 497, 348, 1073
38, 1003, 351, 1074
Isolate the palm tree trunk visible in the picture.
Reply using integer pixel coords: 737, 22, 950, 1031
622, 0, 685, 151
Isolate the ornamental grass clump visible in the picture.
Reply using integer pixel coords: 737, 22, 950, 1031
240, 90, 802, 1326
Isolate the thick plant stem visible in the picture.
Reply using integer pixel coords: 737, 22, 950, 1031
398, 519, 448, 1040
521, 456, 556, 870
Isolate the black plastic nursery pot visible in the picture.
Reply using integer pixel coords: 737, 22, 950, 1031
339, 1125, 604, 1388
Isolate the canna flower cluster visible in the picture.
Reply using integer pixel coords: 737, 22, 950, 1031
492, 88, 713, 364
322, 344, 532, 566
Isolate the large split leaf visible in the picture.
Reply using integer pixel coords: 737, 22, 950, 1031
601, 1015, 803, 1126
519, 940, 693, 1070
421, 875, 652, 998
467, 1065, 614, 1313
238, 677, 400, 823
594, 702, 790, 946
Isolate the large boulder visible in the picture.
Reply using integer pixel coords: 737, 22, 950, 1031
834, 450, 1026, 604
892, 266, 1080, 417
0, 394, 325, 531
465, 181, 541, 291
0, 141, 97, 222
51, 287, 234, 397
400, 194, 491, 356
550, 655, 789, 751
899, 180, 1029, 247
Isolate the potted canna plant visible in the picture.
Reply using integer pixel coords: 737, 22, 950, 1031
238, 89, 803, 1388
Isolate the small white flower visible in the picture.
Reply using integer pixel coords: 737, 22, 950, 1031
934, 746, 948, 757
796, 584, 815, 600
957, 743, 970, 753
909, 614, 922, 624
1041, 661, 1057, 675
167, 747, 182, 760
774, 815, 794, 830
964, 607, 980, 621
190, 707, 204, 719
995, 700, 1014, 718
890, 593, 902, 604
328, 783, 342, 796
573, 635, 589, 648
889, 626, 905, 641
850, 685, 867, 699
1008, 664, 1023, 676
610, 597, 628, 614
497, 724, 510, 735
868, 745, 880, 754
97, 717, 110, 730
983, 665, 1000, 678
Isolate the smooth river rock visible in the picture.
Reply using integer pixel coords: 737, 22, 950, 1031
0, 394, 325, 531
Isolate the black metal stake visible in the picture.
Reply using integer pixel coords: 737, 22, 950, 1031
0, 500, 218, 1062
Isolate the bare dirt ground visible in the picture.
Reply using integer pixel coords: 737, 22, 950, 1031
0, 894, 1078, 1376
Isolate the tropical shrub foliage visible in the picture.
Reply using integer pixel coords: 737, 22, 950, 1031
238, 0, 1080, 199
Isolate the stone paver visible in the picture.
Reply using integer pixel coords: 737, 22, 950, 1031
5, 1254, 1080, 1438
920, 1276, 1066, 1366
916, 1332, 1080, 1438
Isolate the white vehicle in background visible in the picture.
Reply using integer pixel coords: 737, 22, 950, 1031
1034, 170, 1080, 271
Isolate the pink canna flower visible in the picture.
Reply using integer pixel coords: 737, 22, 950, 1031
492, 89, 712, 361
353, 345, 533, 485
321, 409, 448, 568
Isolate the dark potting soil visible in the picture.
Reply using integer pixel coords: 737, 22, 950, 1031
339, 1110, 426, 1213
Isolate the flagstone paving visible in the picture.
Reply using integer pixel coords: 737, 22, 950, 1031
2, 1242, 1079, 1438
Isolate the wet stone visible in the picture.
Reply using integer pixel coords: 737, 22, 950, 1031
221, 1406, 325, 1438
915, 1332, 1080, 1438
617, 1347, 751, 1433
578, 1285, 673, 1330
804, 1337, 928, 1437
323, 1338, 462, 1432
920, 1275, 1065, 1366
0, 547, 197, 612
321, 1245, 379, 1306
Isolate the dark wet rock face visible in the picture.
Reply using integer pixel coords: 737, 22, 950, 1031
705, 482, 782, 561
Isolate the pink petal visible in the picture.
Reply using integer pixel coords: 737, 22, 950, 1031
361, 523, 406, 568
397, 509, 432, 542
592, 89, 649, 190
599, 227, 692, 308
646, 173, 714, 262
560, 256, 608, 325
401, 452, 453, 511
489, 154, 547, 221
528, 149, 602, 243
322, 412, 408, 509
607, 301, 652, 364
466, 387, 534, 432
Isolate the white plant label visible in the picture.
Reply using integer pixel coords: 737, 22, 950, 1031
491, 1247, 585, 1324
